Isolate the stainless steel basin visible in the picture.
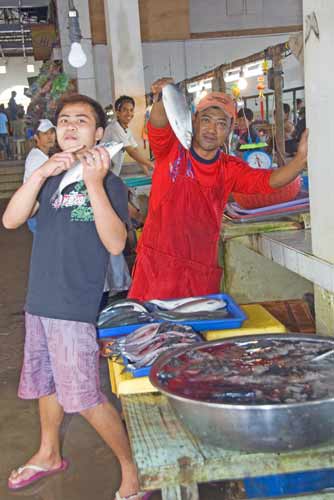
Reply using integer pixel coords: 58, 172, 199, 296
150, 334, 334, 452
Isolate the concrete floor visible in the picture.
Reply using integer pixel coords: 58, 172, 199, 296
0, 200, 158, 500
0, 200, 237, 500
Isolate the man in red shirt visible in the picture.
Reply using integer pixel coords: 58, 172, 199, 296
129, 78, 308, 301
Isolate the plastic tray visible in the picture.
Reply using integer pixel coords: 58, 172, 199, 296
107, 357, 156, 396
122, 357, 151, 378
202, 304, 286, 340
98, 293, 247, 339
123, 176, 152, 188
145, 293, 247, 332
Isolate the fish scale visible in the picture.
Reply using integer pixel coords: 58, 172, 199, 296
162, 84, 193, 150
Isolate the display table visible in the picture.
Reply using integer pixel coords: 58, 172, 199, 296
121, 393, 334, 500
220, 217, 315, 304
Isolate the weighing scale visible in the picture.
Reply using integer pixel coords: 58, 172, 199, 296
239, 142, 273, 169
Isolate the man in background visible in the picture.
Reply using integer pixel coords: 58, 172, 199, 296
24, 119, 56, 232
103, 95, 154, 177
24, 119, 56, 182
0, 104, 11, 160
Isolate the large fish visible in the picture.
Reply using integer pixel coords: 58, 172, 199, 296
148, 296, 207, 311
50, 141, 124, 204
173, 298, 227, 313
162, 83, 192, 150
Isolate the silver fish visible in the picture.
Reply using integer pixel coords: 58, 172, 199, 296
50, 141, 124, 204
152, 310, 229, 322
148, 296, 207, 311
173, 298, 227, 313
112, 299, 148, 313
162, 83, 192, 150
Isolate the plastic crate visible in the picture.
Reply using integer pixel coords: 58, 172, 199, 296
98, 293, 247, 338
202, 304, 286, 341
233, 175, 301, 209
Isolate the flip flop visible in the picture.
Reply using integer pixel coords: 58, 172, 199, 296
114, 491, 153, 500
7, 458, 69, 490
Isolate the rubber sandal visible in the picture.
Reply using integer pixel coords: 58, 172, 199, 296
114, 491, 152, 500
8, 458, 69, 490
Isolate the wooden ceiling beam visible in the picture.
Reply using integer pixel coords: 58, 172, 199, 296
190, 25, 302, 40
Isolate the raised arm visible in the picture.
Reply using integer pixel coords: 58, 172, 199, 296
269, 130, 308, 188
149, 77, 174, 128
125, 146, 154, 175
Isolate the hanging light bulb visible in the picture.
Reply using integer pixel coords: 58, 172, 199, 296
68, 1, 87, 68
237, 68, 248, 91
68, 42, 87, 68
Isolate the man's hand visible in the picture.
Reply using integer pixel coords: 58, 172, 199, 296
151, 77, 174, 102
82, 146, 110, 187
37, 145, 86, 179
296, 129, 308, 164
38, 151, 76, 179
142, 160, 154, 177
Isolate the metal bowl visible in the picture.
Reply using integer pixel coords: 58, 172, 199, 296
149, 334, 334, 452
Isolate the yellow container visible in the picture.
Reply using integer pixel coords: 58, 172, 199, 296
202, 304, 286, 341
107, 357, 157, 397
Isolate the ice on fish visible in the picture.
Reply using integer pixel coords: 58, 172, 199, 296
162, 84, 193, 150
50, 141, 124, 204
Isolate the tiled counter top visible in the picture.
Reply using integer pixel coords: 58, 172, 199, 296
243, 229, 334, 293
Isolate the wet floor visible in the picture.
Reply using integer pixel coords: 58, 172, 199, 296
0, 200, 242, 500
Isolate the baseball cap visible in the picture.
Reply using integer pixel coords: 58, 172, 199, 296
36, 119, 55, 133
196, 92, 235, 121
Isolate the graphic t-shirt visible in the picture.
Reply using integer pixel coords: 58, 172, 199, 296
25, 172, 129, 324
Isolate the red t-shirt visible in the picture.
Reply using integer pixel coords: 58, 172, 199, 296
148, 122, 274, 213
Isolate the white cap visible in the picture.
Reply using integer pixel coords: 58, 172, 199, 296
37, 119, 55, 133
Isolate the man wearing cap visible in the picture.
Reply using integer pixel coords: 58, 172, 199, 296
128, 77, 308, 301
23, 119, 56, 233
24, 119, 56, 182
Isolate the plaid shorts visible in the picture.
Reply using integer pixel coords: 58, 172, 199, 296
18, 313, 107, 413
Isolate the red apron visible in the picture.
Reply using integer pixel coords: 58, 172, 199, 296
128, 147, 225, 301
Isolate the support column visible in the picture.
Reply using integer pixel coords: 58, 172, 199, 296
103, 0, 146, 147
303, 0, 334, 334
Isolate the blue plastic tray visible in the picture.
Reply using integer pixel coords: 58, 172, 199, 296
97, 320, 156, 339
122, 356, 152, 378
97, 293, 247, 339
144, 293, 247, 332
123, 176, 152, 188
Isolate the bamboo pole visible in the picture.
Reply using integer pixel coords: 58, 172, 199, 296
212, 67, 226, 92
270, 46, 286, 166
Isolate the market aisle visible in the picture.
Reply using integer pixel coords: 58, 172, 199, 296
0, 200, 238, 500
0, 200, 153, 500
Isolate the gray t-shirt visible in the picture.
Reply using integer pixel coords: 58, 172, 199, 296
25, 172, 129, 324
